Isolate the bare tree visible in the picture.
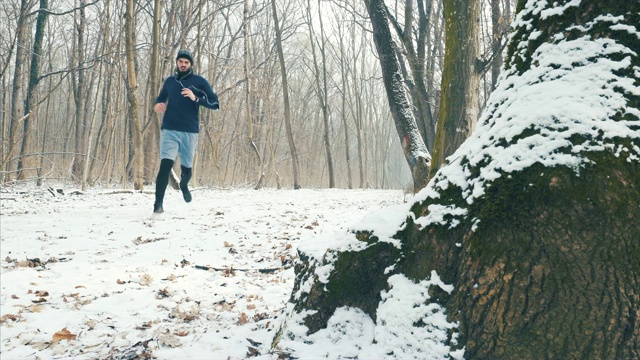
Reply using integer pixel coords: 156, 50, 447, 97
16, 0, 48, 181
306, 0, 335, 188
386, 0, 437, 151
271, 0, 301, 189
4, 0, 32, 182
124, 0, 143, 189
70, 0, 87, 181
365, 0, 430, 191
142, 0, 162, 184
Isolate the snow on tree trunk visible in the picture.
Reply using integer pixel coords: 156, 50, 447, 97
274, 0, 639, 358
365, 0, 431, 192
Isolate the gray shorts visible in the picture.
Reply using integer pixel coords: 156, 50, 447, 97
160, 129, 199, 168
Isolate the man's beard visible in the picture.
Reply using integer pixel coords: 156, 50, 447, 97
176, 67, 193, 79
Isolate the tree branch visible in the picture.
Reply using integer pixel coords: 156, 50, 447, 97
26, 0, 100, 17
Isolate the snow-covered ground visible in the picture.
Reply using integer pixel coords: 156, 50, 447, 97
0, 186, 408, 359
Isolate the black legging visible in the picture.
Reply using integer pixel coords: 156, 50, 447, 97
154, 158, 174, 207
180, 165, 192, 188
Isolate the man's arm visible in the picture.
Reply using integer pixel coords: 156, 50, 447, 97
154, 78, 169, 113
192, 78, 220, 110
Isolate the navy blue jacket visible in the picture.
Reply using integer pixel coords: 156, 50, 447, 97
155, 69, 219, 133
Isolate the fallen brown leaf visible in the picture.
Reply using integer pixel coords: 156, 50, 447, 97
0, 314, 19, 323
51, 327, 77, 344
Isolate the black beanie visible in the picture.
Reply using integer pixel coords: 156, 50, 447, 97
176, 49, 194, 65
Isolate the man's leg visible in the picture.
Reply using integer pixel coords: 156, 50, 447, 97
155, 130, 179, 213
154, 158, 174, 213
180, 166, 192, 203
177, 131, 198, 203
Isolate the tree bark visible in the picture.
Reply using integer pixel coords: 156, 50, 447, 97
17, 0, 48, 181
124, 0, 143, 190
143, 0, 162, 184
71, 0, 87, 181
4, 0, 31, 181
429, 0, 480, 176
387, 0, 437, 151
279, 0, 640, 357
490, 0, 502, 90
365, 0, 430, 192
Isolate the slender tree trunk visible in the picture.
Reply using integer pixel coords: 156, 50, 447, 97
427, 1, 444, 117
4, 0, 31, 181
338, 31, 352, 189
429, 0, 481, 176
271, 0, 301, 189
354, 24, 366, 188
388, 0, 437, 151
143, 0, 162, 184
124, 0, 143, 190
307, 0, 335, 188
71, 0, 87, 181
17, 0, 48, 181
491, 0, 502, 90
243, 0, 263, 189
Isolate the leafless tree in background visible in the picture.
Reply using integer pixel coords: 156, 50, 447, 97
0, 0, 515, 190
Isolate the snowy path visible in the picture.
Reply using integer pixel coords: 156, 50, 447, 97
0, 187, 405, 359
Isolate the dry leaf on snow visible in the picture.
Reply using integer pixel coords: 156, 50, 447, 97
0, 314, 19, 323
51, 327, 77, 344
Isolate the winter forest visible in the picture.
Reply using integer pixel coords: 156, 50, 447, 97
1, 0, 513, 191
1, 0, 639, 359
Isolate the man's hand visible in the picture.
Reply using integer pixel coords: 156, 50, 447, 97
181, 88, 197, 101
154, 102, 167, 113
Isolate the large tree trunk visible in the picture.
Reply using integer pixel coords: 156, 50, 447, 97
277, 0, 640, 358
429, 0, 480, 176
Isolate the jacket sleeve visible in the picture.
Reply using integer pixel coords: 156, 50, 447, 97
192, 78, 220, 110
155, 78, 169, 104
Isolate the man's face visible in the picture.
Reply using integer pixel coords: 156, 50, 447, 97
177, 58, 191, 72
